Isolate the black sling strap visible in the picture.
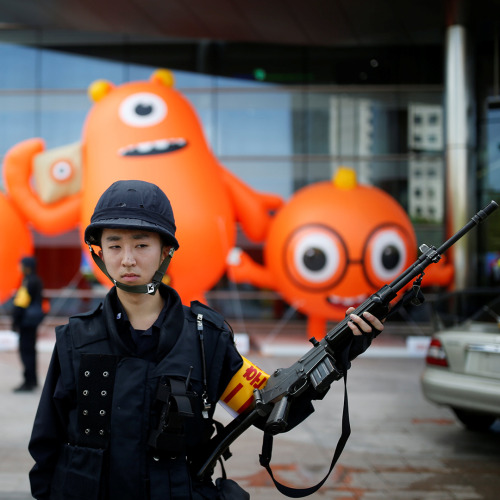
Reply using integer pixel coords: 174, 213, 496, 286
259, 349, 352, 498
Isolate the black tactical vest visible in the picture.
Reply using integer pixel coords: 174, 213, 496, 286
50, 285, 242, 500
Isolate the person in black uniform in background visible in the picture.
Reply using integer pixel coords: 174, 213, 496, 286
28, 180, 383, 499
12, 256, 44, 392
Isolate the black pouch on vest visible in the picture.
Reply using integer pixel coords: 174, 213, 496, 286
148, 377, 197, 456
215, 477, 250, 500
50, 444, 104, 500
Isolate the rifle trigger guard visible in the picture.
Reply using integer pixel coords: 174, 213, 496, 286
289, 377, 308, 397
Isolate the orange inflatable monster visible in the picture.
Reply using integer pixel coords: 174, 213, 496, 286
229, 168, 453, 339
2, 70, 282, 303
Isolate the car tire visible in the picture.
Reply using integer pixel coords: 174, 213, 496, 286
452, 408, 496, 432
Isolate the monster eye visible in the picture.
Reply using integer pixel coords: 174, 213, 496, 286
364, 227, 410, 287
119, 92, 167, 127
284, 226, 347, 290
50, 160, 74, 183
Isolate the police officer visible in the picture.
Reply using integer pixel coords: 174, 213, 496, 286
28, 180, 383, 499
12, 256, 44, 392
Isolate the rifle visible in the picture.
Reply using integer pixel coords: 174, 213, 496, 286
196, 200, 498, 488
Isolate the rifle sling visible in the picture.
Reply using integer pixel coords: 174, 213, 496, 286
259, 350, 351, 498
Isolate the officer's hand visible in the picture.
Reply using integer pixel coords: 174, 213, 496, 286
345, 307, 384, 337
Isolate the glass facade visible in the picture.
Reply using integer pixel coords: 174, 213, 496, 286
479, 99, 500, 288
0, 41, 446, 221
0, 37, 497, 319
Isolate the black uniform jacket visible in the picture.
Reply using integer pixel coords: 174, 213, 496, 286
28, 284, 243, 500
12, 272, 44, 331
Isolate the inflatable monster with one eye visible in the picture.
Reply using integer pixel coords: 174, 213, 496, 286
228, 167, 453, 339
2, 70, 282, 303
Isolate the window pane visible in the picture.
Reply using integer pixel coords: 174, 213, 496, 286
0, 43, 37, 89
39, 93, 90, 147
217, 91, 291, 156
40, 50, 125, 89
222, 158, 293, 199
0, 94, 37, 168
293, 90, 443, 156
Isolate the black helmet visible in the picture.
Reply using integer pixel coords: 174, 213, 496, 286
85, 180, 179, 249
85, 180, 178, 295
21, 256, 37, 271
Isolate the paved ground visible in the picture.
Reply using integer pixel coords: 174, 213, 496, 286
1, 328, 499, 499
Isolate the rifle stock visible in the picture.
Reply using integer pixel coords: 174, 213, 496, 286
196, 200, 498, 481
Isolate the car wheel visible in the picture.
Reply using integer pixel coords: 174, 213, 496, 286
452, 408, 496, 432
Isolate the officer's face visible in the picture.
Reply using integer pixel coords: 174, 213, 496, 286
100, 228, 170, 287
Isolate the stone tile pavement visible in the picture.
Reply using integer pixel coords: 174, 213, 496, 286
1, 326, 499, 499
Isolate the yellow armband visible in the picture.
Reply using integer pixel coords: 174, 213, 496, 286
219, 356, 269, 417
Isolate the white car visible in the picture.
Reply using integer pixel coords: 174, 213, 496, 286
421, 304, 500, 431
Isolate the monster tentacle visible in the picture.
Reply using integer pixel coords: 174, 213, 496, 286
219, 165, 283, 242
227, 248, 275, 289
3, 138, 81, 235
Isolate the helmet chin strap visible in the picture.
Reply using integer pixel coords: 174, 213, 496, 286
88, 246, 175, 295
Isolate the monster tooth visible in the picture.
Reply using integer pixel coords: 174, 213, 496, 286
155, 139, 169, 150
118, 137, 187, 156
137, 142, 153, 153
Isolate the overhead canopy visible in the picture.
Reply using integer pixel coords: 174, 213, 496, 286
0, 0, 497, 48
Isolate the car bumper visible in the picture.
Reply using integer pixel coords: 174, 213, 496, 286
421, 366, 500, 416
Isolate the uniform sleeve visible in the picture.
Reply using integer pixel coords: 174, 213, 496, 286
217, 338, 315, 432
28, 346, 72, 500
216, 335, 244, 400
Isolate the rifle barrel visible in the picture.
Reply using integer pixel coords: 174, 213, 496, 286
436, 200, 498, 255
389, 200, 499, 291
